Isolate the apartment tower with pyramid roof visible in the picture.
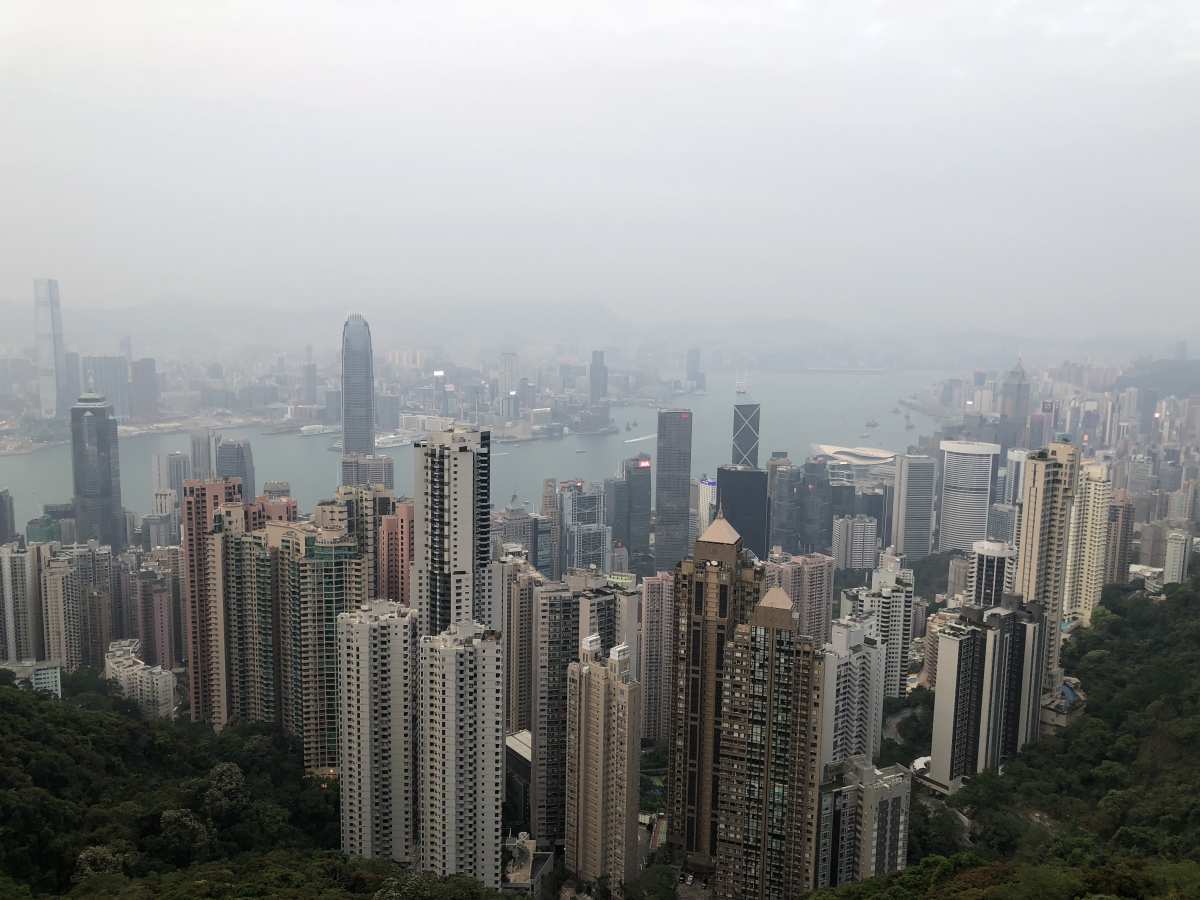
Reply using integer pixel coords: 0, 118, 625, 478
666, 513, 766, 869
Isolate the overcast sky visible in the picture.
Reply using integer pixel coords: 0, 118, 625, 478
3, 1, 1198, 346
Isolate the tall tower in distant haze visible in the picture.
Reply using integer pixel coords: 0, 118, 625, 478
341, 314, 375, 455
654, 410, 693, 571
589, 350, 608, 405
191, 430, 214, 480
34, 278, 67, 418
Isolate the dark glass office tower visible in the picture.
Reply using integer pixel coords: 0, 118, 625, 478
654, 410, 693, 570
71, 392, 126, 548
341, 314, 375, 455
716, 464, 769, 558
607, 453, 653, 575
216, 438, 256, 500
0, 488, 16, 544
794, 459, 833, 554
589, 350, 608, 405
731, 402, 760, 468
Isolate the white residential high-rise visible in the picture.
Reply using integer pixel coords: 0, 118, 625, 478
412, 427, 492, 637
418, 621, 503, 888
338, 601, 419, 863
639, 572, 674, 745
816, 757, 911, 889
820, 618, 885, 776
1013, 442, 1079, 688
939, 441, 1001, 552
890, 454, 935, 560
1063, 463, 1113, 626
695, 477, 718, 537
1004, 449, 1030, 505
1, 542, 47, 663
104, 639, 175, 718
832, 515, 879, 571
495, 554, 543, 733
565, 637, 641, 889
41, 555, 82, 672
1165, 531, 1192, 585
967, 540, 1016, 607
846, 562, 914, 699
927, 602, 1045, 793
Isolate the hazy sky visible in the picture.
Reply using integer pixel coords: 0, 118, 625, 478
3, 1, 1199, 344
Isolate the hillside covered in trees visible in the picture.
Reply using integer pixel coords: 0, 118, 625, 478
822, 579, 1200, 898
7, 580, 1200, 898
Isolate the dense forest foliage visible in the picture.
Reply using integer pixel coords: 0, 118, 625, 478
0, 670, 341, 896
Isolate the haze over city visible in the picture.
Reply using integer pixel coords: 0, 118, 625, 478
4, 1, 1199, 361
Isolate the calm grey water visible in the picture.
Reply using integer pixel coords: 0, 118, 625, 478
0, 370, 946, 528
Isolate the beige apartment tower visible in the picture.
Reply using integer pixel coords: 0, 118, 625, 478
1013, 442, 1079, 687
565, 637, 641, 889
764, 550, 835, 642
713, 588, 825, 900
667, 516, 765, 869
638, 572, 674, 746
1063, 463, 1112, 626
181, 478, 243, 726
271, 519, 368, 774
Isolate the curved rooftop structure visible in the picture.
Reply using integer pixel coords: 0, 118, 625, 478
811, 445, 896, 466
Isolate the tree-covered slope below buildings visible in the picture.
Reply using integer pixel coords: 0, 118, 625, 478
825, 579, 1200, 898
0, 671, 338, 895
951, 580, 1200, 861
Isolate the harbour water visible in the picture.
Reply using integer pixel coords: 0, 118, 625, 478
0, 370, 948, 528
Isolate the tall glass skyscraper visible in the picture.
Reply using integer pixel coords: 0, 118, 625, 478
341, 314, 375, 455
731, 402, 760, 468
654, 409, 693, 570
71, 392, 125, 548
34, 278, 67, 418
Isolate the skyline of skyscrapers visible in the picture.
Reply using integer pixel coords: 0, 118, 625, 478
1, 307, 1192, 898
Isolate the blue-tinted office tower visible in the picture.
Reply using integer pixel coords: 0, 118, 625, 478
71, 392, 126, 549
717, 464, 769, 559
216, 439, 256, 500
654, 410, 693, 570
341, 314, 375, 455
